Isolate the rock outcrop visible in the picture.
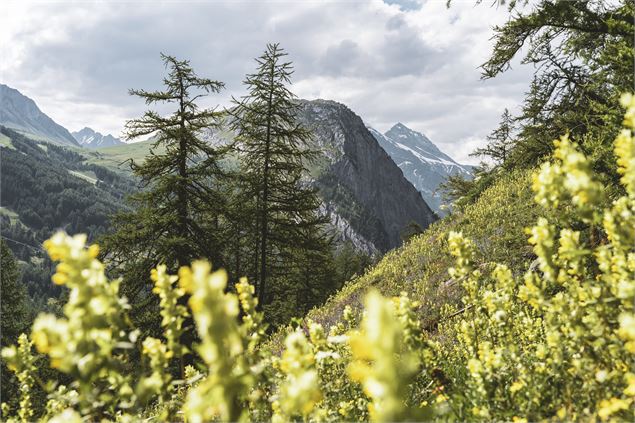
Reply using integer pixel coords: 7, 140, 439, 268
298, 100, 437, 252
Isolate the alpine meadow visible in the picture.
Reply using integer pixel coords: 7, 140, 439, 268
0, 0, 634, 422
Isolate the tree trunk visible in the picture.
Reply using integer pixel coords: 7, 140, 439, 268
177, 76, 188, 269
258, 58, 275, 307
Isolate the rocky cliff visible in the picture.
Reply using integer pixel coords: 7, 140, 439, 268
297, 100, 437, 252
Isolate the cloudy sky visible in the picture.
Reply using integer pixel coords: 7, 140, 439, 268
1, 0, 533, 164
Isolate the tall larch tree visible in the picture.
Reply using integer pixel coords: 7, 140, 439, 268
229, 43, 332, 316
101, 54, 226, 336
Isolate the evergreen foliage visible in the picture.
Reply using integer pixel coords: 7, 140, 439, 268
1, 240, 29, 347
470, 108, 516, 167
0, 240, 30, 413
446, 0, 634, 208
484, 0, 633, 167
101, 54, 227, 336
229, 43, 335, 320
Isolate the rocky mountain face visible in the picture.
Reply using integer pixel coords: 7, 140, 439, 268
369, 123, 472, 215
296, 100, 438, 253
72, 127, 124, 148
0, 84, 79, 147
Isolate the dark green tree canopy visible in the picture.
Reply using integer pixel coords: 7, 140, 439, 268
444, 0, 634, 208
470, 108, 516, 166
105, 53, 226, 271
482, 0, 634, 167
229, 43, 333, 315
102, 54, 227, 339
1, 240, 28, 347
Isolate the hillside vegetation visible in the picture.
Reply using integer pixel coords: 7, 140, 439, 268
2, 95, 634, 422
1, 2, 632, 420
0, 127, 136, 311
299, 168, 539, 335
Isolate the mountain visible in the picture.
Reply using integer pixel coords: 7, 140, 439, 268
0, 97, 437, 312
0, 84, 79, 146
369, 123, 472, 215
1, 88, 436, 256
72, 127, 124, 148
204, 100, 438, 254
0, 126, 136, 313
296, 100, 437, 253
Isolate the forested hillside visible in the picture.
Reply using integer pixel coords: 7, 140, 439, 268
0, 126, 134, 310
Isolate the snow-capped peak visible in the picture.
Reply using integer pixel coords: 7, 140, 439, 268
72, 127, 124, 148
367, 122, 473, 216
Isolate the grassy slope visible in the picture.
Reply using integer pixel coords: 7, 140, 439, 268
0, 133, 13, 149
76, 139, 163, 175
276, 169, 542, 343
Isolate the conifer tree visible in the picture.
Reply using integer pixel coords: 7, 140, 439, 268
470, 108, 516, 166
1, 240, 29, 411
229, 44, 332, 312
479, 0, 634, 169
102, 54, 226, 333
1, 240, 28, 347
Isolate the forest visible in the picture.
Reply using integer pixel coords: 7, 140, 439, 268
1, 0, 634, 421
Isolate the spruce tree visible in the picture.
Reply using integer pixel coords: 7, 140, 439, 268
470, 108, 516, 166
229, 44, 332, 315
102, 54, 226, 335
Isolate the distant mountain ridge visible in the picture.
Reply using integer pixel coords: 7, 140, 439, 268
207, 99, 439, 253
0, 84, 79, 146
72, 127, 124, 148
369, 123, 472, 215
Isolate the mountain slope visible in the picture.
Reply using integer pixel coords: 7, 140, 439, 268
0, 84, 79, 146
0, 126, 136, 312
369, 123, 472, 215
72, 127, 124, 148
297, 100, 437, 253
278, 167, 538, 339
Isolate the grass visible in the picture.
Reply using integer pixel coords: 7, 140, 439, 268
0, 133, 14, 149
68, 170, 98, 185
79, 139, 163, 176
11, 128, 76, 146
0, 206, 20, 220
0, 207, 30, 232
268, 168, 542, 349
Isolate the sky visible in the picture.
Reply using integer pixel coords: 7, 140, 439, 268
0, 0, 534, 164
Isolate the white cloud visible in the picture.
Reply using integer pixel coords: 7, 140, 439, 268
1, 0, 533, 164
